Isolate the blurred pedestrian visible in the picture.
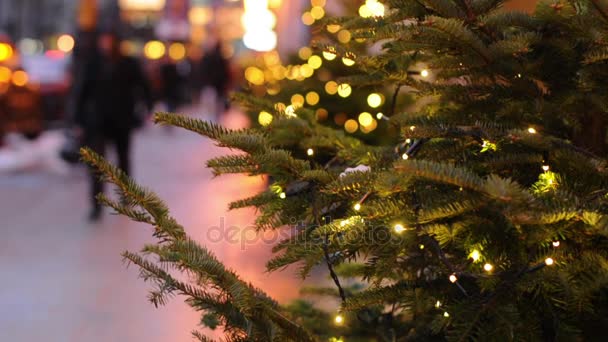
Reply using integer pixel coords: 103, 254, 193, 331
159, 53, 182, 114
199, 40, 231, 121
73, 31, 152, 221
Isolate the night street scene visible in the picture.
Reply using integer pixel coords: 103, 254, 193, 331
2, 1, 608, 341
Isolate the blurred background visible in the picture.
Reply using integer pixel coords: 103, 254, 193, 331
0, 0, 536, 341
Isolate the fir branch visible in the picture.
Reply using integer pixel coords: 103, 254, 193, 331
154, 113, 240, 140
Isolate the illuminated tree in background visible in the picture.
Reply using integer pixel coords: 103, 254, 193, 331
84, 0, 608, 340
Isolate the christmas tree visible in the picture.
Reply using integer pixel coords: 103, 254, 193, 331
83, 0, 608, 340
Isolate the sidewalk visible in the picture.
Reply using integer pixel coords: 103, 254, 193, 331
0, 108, 306, 341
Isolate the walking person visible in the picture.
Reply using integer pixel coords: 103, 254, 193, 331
199, 39, 232, 121
159, 53, 182, 114
73, 31, 152, 221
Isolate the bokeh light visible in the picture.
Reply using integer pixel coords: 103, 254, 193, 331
358, 112, 374, 127
258, 111, 274, 126
306, 91, 320, 105
0, 43, 13, 62
360, 118, 378, 133
325, 81, 338, 95
0, 66, 11, 83
12, 70, 28, 87
57, 34, 75, 53
367, 93, 383, 108
169, 42, 186, 60
308, 55, 322, 69
245, 66, 265, 85
327, 24, 341, 33
298, 47, 312, 60
316, 108, 328, 121
342, 57, 355, 66
144, 40, 165, 59
337, 83, 352, 97
310, 6, 325, 20
302, 12, 315, 25
291, 94, 305, 106
344, 119, 359, 133
337, 30, 352, 43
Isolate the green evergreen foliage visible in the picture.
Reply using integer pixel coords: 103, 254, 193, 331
83, 0, 608, 340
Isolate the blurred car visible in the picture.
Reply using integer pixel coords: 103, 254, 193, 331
1, 34, 71, 145
21, 52, 72, 123
1, 33, 43, 143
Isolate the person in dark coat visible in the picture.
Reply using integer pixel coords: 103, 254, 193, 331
73, 32, 152, 221
199, 41, 231, 120
159, 54, 182, 113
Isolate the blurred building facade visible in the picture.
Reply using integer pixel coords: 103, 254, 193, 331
0, 0, 77, 40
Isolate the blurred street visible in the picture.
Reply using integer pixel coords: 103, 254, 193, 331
0, 108, 305, 341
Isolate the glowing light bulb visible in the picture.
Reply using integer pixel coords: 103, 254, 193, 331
528, 127, 537, 134
394, 224, 406, 234
545, 258, 554, 266
323, 51, 337, 61
337, 83, 352, 98
405, 138, 411, 144
419, 244, 425, 250
57, 34, 75, 53
334, 314, 344, 325
552, 241, 560, 247
285, 105, 297, 118
342, 57, 355, 66
443, 311, 450, 318
258, 111, 273, 126
449, 274, 457, 283
542, 165, 550, 172
402, 153, 409, 160
435, 300, 442, 308
470, 250, 481, 262
376, 113, 384, 120
483, 263, 493, 272
307, 148, 314, 156
279, 192, 286, 199
420, 69, 429, 78
340, 220, 347, 227
410, 125, 416, 131
354, 203, 361, 211
367, 93, 383, 108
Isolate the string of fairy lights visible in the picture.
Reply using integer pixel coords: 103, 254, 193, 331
275, 90, 560, 325
258, 0, 562, 327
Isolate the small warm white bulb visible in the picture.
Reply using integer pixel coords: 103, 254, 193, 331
470, 250, 481, 262
483, 263, 493, 272
410, 125, 416, 131
376, 112, 384, 120
354, 203, 361, 211
528, 127, 537, 134
340, 220, 347, 227
307, 148, 314, 156
545, 257, 554, 266
435, 300, 442, 308
542, 165, 550, 172
443, 311, 450, 318
334, 314, 344, 325
405, 138, 411, 144
402, 153, 409, 160
279, 192, 286, 199
420, 69, 429, 78
449, 274, 457, 283
394, 224, 406, 234
552, 241, 560, 247
419, 244, 425, 250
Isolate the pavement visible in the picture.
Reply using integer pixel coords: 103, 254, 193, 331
0, 108, 311, 341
